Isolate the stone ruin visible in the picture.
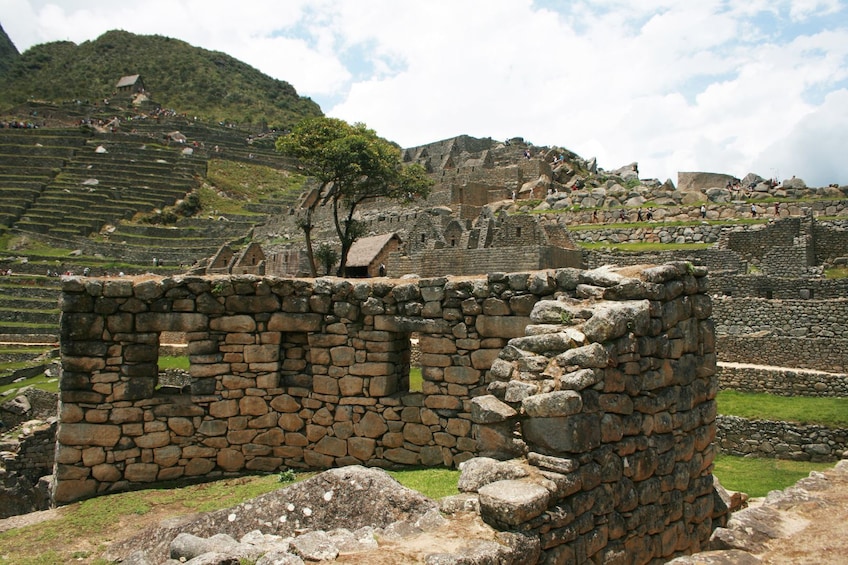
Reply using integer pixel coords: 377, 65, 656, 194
53, 260, 722, 562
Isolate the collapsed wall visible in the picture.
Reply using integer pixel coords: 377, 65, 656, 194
471, 262, 719, 563
56, 263, 719, 561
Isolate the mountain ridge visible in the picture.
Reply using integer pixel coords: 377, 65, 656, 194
0, 22, 19, 77
0, 29, 321, 130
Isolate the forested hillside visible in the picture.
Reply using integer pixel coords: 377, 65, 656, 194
0, 29, 322, 129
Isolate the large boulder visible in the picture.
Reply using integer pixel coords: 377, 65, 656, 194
678, 172, 737, 191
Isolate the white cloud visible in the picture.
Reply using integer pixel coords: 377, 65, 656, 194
1, 0, 846, 186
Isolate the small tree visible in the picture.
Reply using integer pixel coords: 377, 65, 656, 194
277, 117, 433, 276
314, 243, 338, 275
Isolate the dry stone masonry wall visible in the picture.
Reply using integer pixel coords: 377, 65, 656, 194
55, 263, 721, 562
713, 297, 848, 373
468, 262, 719, 563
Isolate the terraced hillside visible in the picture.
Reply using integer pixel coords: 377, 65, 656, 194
0, 106, 306, 340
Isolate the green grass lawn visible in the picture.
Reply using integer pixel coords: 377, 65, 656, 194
158, 355, 190, 371
410, 366, 422, 392
717, 390, 848, 428
712, 454, 834, 498
0, 372, 58, 395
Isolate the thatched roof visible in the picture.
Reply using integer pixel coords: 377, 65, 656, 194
346, 233, 399, 267
116, 74, 141, 88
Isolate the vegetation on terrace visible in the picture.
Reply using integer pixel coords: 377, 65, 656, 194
0, 30, 322, 129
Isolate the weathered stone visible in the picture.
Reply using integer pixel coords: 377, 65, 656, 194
471, 395, 518, 424
522, 390, 583, 418
556, 342, 610, 368
57, 423, 121, 447
458, 457, 529, 493
476, 315, 531, 338
478, 480, 550, 526
355, 411, 388, 438
523, 414, 601, 453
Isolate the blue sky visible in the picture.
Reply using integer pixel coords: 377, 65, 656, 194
1, 0, 847, 187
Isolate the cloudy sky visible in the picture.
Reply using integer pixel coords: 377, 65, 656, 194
1, 0, 847, 187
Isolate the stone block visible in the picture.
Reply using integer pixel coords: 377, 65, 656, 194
137, 312, 208, 332
369, 375, 398, 397
476, 315, 531, 338
420, 336, 457, 355
403, 423, 433, 446
58, 423, 121, 447
244, 344, 278, 363
339, 376, 364, 396
471, 395, 518, 424
522, 390, 583, 418
313, 375, 341, 396
478, 480, 550, 526
315, 436, 347, 457
384, 447, 419, 465
268, 312, 322, 332
424, 395, 462, 411
134, 431, 171, 449
153, 445, 182, 467
125, 462, 159, 482
225, 294, 280, 313
444, 366, 481, 385
355, 411, 389, 438
330, 346, 355, 366
523, 414, 601, 453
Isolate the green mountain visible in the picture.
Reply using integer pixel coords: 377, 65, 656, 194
0, 22, 20, 77
0, 29, 322, 129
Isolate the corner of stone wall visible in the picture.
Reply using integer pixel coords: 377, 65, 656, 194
469, 261, 721, 563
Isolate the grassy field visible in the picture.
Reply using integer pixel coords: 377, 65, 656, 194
717, 390, 848, 428
712, 454, 834, 497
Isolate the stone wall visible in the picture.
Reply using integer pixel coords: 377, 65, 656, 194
585, 248, 746, 276
466, 262, 720, 562
717, 336, 848, 373
717, 364, 848, 397
55, 262, 720, 565
717, 415, 847, 461
715, 274, 848, 299
711, 296, 848, 373
389, 246, 583, 278
712, 297, 848, 338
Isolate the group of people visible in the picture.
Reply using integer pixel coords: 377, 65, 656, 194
0, 120, 40, 129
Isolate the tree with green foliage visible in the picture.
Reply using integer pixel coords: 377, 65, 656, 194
314, 242, 339, 275
277, 117, 433, 276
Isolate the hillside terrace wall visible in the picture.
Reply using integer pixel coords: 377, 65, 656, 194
712, 297, 848, 373
716, 336, 848, 373
715, 274, 848, 299
389, 246, 583, 278
717, 364, 848, 397
54, 262, 719, 565
585, 248, 746, 276
716, 415, 847, 461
